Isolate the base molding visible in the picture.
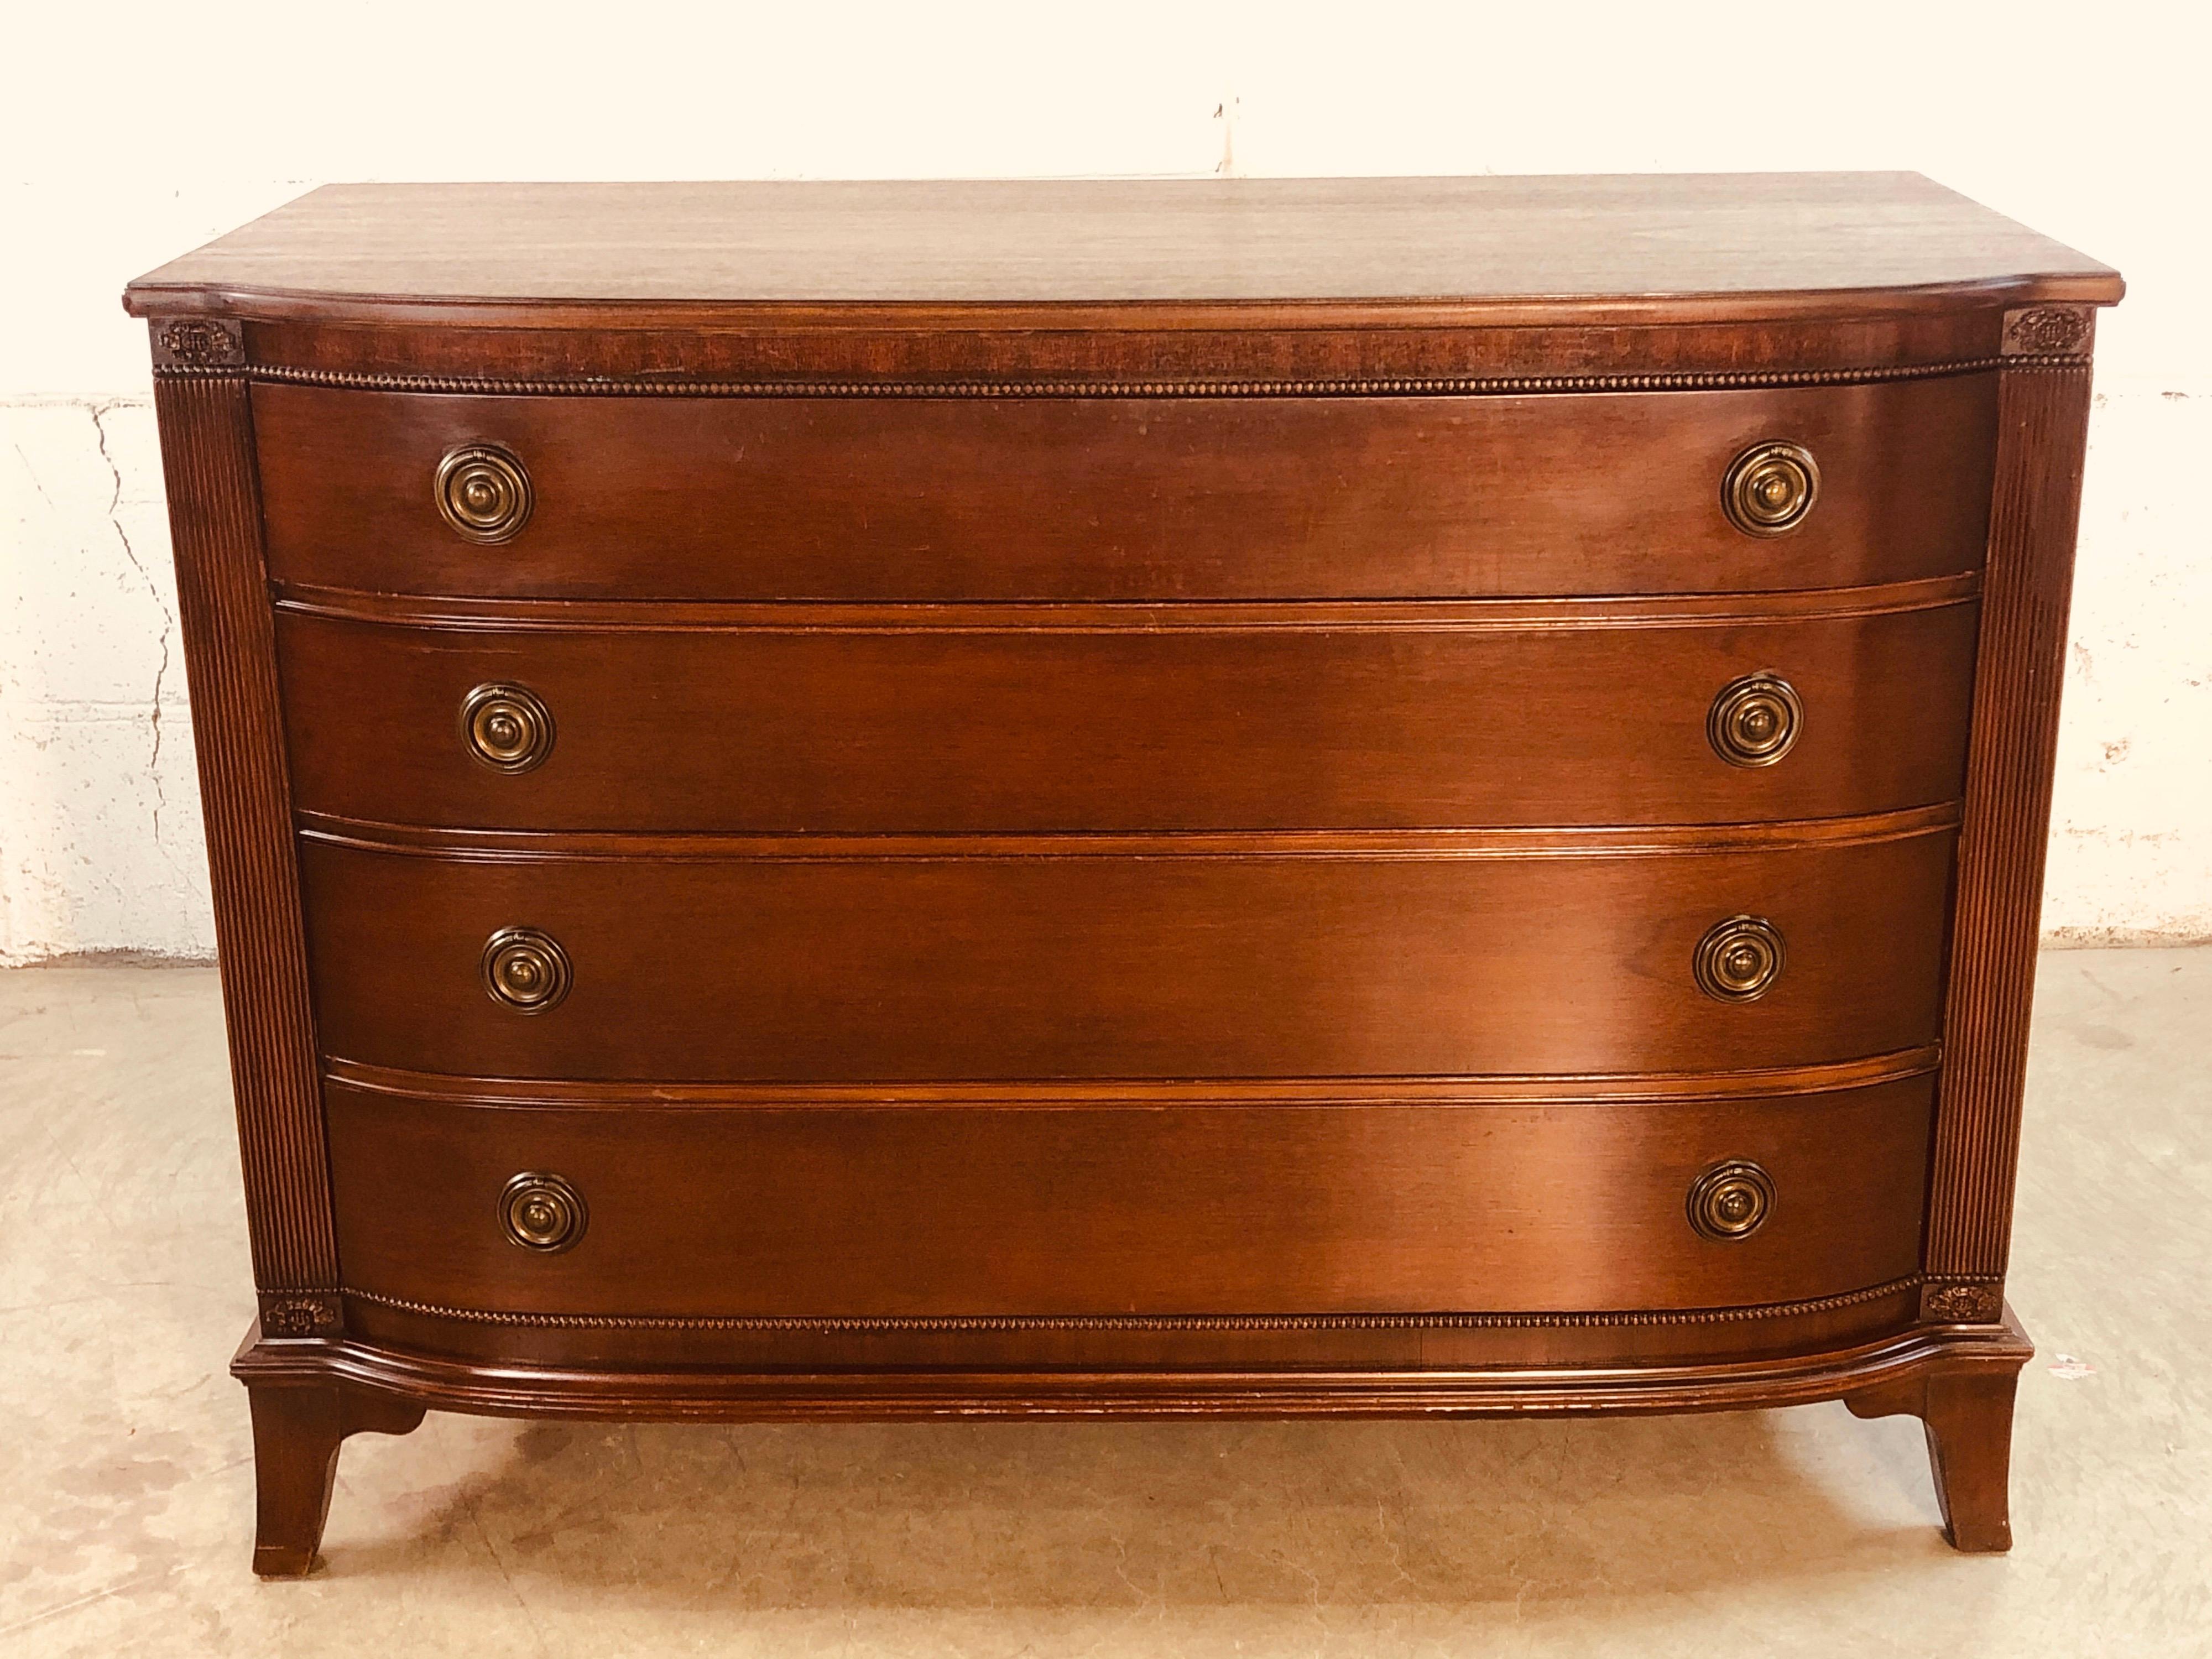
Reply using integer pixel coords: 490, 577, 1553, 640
235, 1307, 2029, 1421
232, 1310, 2033, 1569
238, 1310, 2026, 1575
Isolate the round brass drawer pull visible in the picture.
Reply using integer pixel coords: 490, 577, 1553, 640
435, 444, 533, 544
499, 1171, 587, 1254
1708, 672, 1803, 768
481, 927, 572, 1014
1694, 915, 1786, 1001
1722, 440, 1819, 536
1687, 1160, 1776, 1241
461, 682, 555, 773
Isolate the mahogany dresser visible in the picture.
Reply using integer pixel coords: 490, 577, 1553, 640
124, 175, 2121, 1573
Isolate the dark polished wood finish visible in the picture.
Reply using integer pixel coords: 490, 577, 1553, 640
274, 595, 1977, 832
324, 1076, 1934, 1319
1925, 362, 2099, 1313
150, 374, 340, 1338
252, 378, 1997, 601
122, 175, 2121, 317
240, 1341, 425, 1575
1845, 1307, 2035, 1551
127, 176, 2116, 1574
296, 826, 1955, 1081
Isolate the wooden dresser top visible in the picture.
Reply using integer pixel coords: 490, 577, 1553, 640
124, 174, 2120, 324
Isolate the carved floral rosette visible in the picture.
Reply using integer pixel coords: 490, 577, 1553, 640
259, 1296, 340, 1338
150, 318, 246, 369
2001, 305, 2093, 357
1922, 1282, 2003, 1324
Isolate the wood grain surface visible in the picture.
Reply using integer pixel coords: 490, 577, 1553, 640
1927, 358, 2099, 1296
151, 374, 340, 1318
274, 596, 1975, 832
127, 175, 2118, 1566
253, 378, 1996, 601
123, 175, 2120, 321
228, 307, 2016, 385
322, 1075, 1936, 1318
296, 826, 1955, 1081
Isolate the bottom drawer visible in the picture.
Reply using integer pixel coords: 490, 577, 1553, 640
326, 1074, 1933, 1319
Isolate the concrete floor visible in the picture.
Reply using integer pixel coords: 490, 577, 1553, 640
1, 951, 2206, 1657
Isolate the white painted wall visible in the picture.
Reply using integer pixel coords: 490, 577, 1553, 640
4, 0, 2206, 962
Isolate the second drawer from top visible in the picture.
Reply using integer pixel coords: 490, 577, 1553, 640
276, 594, 1975, 833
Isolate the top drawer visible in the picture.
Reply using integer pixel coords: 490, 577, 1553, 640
252, 377, 1997, 602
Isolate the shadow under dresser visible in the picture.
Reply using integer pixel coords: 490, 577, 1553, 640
122, 173, 2122, 1573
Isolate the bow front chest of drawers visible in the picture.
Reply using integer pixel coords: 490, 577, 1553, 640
124, 175, 2121, 1573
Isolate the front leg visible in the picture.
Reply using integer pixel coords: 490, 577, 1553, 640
1846, 1326, 2030, 1553
1914, 1368, 2023, 1553
247, 1382, 426, 1575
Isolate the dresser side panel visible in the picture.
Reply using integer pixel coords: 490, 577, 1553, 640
151, 364, 341, 1330
1927, 340, 2096, 1302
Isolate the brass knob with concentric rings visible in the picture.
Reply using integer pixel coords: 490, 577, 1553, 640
1694, 915, 1786, 1002
461, 682, 554, 773
1687, 1160, 1776, 1241
499, 1171, 587, 1253
1708, 672, 1803, 768
435, 444, 533, 543
481, 927, 572, 1014
1722, 441, 1819, 536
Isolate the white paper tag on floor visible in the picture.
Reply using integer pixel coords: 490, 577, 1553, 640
2049, 1354, 2097, 1380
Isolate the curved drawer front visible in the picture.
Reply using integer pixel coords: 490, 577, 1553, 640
254, 377, 1995, 600
325, 1076, 1935, 1318
277, 598, 1975, 832
299, 828, 1953, 1081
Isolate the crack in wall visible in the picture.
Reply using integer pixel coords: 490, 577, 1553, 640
88, 401, 174, 848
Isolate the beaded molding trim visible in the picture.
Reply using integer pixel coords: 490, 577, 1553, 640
343, 1276, 1922, 1332
147, 356, 2083, 397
